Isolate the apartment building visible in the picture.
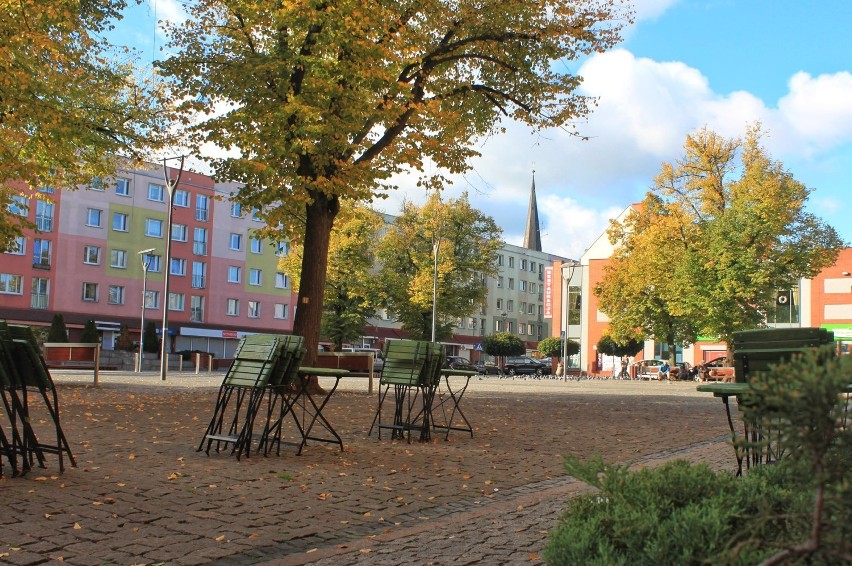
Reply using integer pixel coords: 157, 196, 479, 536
0, 163, 295, 358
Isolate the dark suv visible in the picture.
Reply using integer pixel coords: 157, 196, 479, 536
503, 356, 549, 376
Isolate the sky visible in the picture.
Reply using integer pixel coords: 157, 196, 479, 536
115, 0, 852, 260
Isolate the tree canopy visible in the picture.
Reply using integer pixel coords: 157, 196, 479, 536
376, 192, 502, 340
158, 0, 629, 360
278, 202, 384, 350
538, 336, 579, 358
0, 0, 165, 251
483, 332, 525, 359
595, 126, 845, 356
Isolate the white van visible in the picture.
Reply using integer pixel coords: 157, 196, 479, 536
341, 347, 385, 372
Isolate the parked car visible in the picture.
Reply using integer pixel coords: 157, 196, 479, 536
446, 356, 477, 372
474, 360, 502, 375
503, 356, 549, 376
341, 347, 385, 372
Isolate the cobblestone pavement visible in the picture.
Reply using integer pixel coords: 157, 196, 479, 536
1, 372, 736, 565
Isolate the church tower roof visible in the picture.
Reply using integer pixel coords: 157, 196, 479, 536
523, 172, 542, 252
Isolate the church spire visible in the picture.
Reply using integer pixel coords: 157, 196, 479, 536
523, 170, 542, 252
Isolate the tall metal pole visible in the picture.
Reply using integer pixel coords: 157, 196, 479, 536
137, 249, 155, 372
431, 240, 440, 343
159, 156, 185, 381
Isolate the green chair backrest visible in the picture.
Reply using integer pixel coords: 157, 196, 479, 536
419, 342, 446, 387
223, 334, 283, 388
5, 323, 54, 390
0, 320, 22, 388
269, 335, 306, 387
380, 340, 427, 386
732, 327, 835, 383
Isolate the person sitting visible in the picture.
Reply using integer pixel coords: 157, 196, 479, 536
659, 361, 671, 380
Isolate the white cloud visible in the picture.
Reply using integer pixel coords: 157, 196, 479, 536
147, 0, 188, 25
778, 71, 852, 152
632, 0, 681, 22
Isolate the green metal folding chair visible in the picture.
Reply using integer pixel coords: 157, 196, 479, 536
368, 339, 429, 441
3, 322, 75, 473
199, 333, 285, 459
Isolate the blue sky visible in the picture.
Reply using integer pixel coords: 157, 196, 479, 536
116, 0, 852, 259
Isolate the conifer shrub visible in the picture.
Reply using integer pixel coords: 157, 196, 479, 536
546, 348, 852, 565
47, 313, 68, 342
80, 319, 100, 343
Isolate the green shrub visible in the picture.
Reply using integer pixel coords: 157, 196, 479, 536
80, 319, 100, 343
47, 313, 68, 342
546, 348, 852, 565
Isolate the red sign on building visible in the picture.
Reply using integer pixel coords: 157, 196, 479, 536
544, 267, 553, 319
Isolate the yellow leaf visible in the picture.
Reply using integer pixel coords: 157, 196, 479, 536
73, 523, 82, 530
215, 535, 226, 542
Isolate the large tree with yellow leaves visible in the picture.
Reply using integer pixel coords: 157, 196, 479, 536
159, 0, 630, 360
0, 0, 165, 251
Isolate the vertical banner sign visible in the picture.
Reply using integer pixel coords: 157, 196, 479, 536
544, 267, 553, 319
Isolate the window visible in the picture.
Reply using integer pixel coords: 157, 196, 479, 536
227, 266, 241, 283
171, 258, 187, 276
144, 253, 161, 273
497, 276, 503, 288
148, 183, 164, 202
145, 218, 163, 237
496, 254, 504, 266
115, 178, 130, 196
174, 189, 189, 207
519, 323, 527, 335
508, 278, 514, 290
168, 292, 185, 311
193, 227, 207, 255
529, 303, 535, 315
86, 208, 102, 227
83, 245, 101, 265
506, 321, 514, 333
90, 177, 105, 191
469, 318, 477, 329
250, 208, 262, 222
226, 298, 239, 316
496, 298, 503, 310
192, 261, 206, 289
229, 233, 242, 251
8, 195, 28, 216
508, 257, 515, 268
248, 301, 260, 318
519, 301, 527, 313
38, 186, 54, 194
8, 236, 25, 255
0, 274, 23, 294
507, 300, 514, 312
520, 280, 527, 292
230, 202, 242, 217
108, 285, 125, 305
31, 277, 49, 309
275, 272, 289, 289
113, 212, 128, 232
249, 237, 262, 254
274, 303, 289, 319
33, 239, 51, 268
82, 282, 98, 302
495, 319, 503, 332
144, 290, 159, 309
172, 223, 188, 242
248, 268, 262, 286
520, 259, 528, 271
195, 194, 209, 221
190, 295, 204, 322
530, 282, 537, 294
36, 201, 54, 232
275, 242, 288, 257
110, 249, 127, 269
530, 261, 536, 272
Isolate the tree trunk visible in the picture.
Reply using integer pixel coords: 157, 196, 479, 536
292, 191, 339, 392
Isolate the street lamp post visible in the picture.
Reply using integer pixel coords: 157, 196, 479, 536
137, 248, 155, 372
431, 240, 440, 343
159, 156, 185, 381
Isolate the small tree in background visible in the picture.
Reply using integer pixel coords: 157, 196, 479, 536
47, 314, 68, 343
538, 336, 580, 359
80, 320, 100, 343
114, 323, 135, 352
483, 332, 525, 369
143, 321, 159, 354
